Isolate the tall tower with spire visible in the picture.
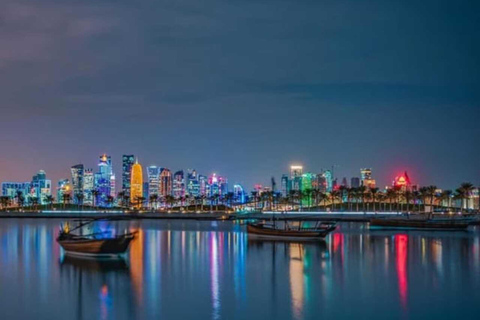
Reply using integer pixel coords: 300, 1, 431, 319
130, 158, 143, 207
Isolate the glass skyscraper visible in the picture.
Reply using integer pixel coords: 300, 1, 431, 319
122, 155, 135, 197
159, 168, 172, 198
95, 154, 113, 207
70, 164, 84, 204
173, 170, 185, 199
147, 166, 160, 197
31, 170, 52, 204
83, 169, 94, 206
186, 169, 200, 197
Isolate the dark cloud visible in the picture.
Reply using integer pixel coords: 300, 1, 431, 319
0, 0, 478, 189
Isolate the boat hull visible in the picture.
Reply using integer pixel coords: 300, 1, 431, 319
247, 224, 334, 241
370, 219, 469, 231
58, 235, 135, 256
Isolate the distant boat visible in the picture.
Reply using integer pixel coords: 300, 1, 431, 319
57, 220, 136, 257
247, 220, 336, 241
370, 217, 470, 231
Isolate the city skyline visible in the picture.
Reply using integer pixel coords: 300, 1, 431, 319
0, 152, 477, 194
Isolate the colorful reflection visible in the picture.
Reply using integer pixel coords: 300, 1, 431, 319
0, 221, 479, 320
395, 234, 408, 311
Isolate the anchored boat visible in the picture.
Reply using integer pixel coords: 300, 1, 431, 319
370, 217, 470, 231
247, 220, 336, 241
57, 220, 136, 257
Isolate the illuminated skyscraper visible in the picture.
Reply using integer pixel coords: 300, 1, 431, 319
159, 168, 172, 198
1, 182, 31, 204
301, 173, 314, 191
317, 174, 327, 192
323, 170, 333, 192
351, 177, 360, 188
83, 169, 94, 206
360, 168, 372, 180
281, 174, 289, 196
360, 168, 376, 188
173, 170, 185, 198
290, 165, 303, 191
198, 175, 207, 196
186, 169, 200, 197
130, 159, 143, 206
57, 179, 71, 203
290, 165, 303, 178
95, 154, 113, 207
122, 155, 135, 197
218, 176, 228, 195
31, 170, 52, 204
70, 164, 84, 204
147, 166, 160, 197
233, 184, 246, 204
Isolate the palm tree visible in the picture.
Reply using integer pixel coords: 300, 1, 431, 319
62, 193, 72, 209
386, 188, 396, 212
75, 193, 84, 210
303, 188, 313, 210
250, 191, 259, 211
458, 182, 475, 211
287, 190, 296, 211
370, 187, 379, 212
404, 190, 413, 212
439, 190, 453, 209
45, 195, 54, 210
0, 196, 10, 210
426, 185, 437, 214
330, 190, 340, 211
15, 191, 25, 209
134, 196, 145, 209
149, 194, 159, 211
106, 195, 115, 208
165, 195, 175, 209
200, 195, 206, 212
357, 186, 367, 212
31, 197, 39, 211
92, 189, 100, 209
117, 191, 126, 207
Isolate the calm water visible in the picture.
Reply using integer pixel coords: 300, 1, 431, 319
0, 219, 479, 320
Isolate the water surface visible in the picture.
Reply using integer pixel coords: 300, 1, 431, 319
0, 219, 479, 320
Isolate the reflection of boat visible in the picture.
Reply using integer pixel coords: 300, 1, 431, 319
247, 221, 336, 241
370, 218, 469, 231
57, 220, 136, 257
61, 254, 129, 272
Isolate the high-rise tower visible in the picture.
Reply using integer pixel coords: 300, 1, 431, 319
147, 166, 160, 197
130, 158, 143, 207
122, 155, 135, 197
70, 164, 84, 204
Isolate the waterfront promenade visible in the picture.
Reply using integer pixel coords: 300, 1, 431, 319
0, 210, 467, 223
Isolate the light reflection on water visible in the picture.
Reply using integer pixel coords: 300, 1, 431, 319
0, 219, 479, 320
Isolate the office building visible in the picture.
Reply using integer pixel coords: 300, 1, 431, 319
173, 170, 185, 198
130, 159, 143, 206
159, 168, 172, 198
147, 166, 160, 197
122, 155, 135, 197
83, 169, 94, 206
70, 164, 84, 204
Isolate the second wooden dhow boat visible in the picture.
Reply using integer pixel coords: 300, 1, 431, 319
370, 217, 470, 231
247, 221, 336, 241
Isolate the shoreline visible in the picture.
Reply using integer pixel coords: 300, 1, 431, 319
1, 210, 474, 223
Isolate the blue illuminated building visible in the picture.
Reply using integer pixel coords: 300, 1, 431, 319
95, 154, 113, 207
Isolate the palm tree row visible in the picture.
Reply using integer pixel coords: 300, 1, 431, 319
246, 182, 479, 213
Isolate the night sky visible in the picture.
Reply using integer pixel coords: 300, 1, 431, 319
0, 0, 479, 190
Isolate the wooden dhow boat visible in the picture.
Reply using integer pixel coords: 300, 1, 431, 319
247, 220, 336, 241
57, 220, 136, 257
370, 217, 470, 231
